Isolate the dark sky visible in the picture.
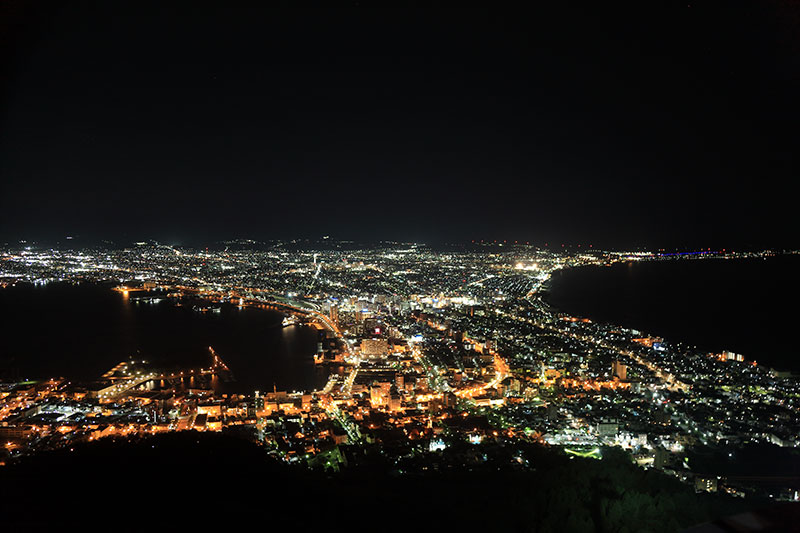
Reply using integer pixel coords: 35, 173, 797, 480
1, 4, 798, 249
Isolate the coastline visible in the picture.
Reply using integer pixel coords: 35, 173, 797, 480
542, 256, 799, 371
0, 282, 332, 392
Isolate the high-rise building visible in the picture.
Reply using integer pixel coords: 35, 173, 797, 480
612, 360, 627, 381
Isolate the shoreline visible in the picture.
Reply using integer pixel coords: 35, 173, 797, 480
0, 282, 334, 392
542, 256, 797, 372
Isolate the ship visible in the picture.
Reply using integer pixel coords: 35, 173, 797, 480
282, 315, 299, 327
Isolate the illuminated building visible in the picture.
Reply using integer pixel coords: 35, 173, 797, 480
596, 419, 618, 438
197, 403, 222, 417
370, 385, 387, 408
695, 476, 718, 493
724, 350, 744, 362
612, 360, 627, 381
361, 339, 389, 357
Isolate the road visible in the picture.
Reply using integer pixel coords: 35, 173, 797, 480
495, 308, 688, 392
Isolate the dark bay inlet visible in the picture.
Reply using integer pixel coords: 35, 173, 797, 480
0, 282, 331, 393
546, 255, 800, 371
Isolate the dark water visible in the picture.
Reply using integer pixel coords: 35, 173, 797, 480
0, 283, 332, 392
547, 255, 800, 370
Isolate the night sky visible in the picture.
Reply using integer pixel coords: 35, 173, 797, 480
1, 4, 798, 249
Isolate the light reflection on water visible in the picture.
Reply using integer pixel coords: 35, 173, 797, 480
0, 282, 337, 392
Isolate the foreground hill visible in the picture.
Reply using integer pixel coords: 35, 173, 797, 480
0, 432, 775, 532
